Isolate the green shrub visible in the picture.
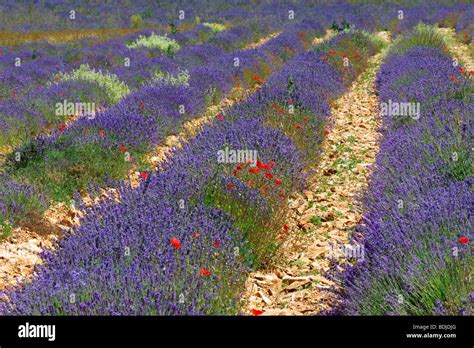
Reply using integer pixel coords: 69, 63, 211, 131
389, 23, 447, 57
54, 64, 130, 103
126, 32, 180, 55
203, 22, 226, 33
14, 141, 133, 202
130, 14, 143, 28
153, 69, 190, 86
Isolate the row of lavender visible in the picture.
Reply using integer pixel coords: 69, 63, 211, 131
1, 15, 283, 95
0, 19, 277, 144
1, 0, 471, 40
0, 30, 382, 315
337, 30, 473, 315
0, 23, 310, 233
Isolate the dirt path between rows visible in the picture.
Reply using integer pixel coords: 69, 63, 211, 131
241, 31, 390, 315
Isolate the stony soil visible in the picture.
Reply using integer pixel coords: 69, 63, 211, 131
241, 31, 391, 315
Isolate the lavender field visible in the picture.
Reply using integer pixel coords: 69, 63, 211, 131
0, 0, 472, 318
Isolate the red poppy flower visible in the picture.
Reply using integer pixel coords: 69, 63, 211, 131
261, 164, 271, 171
232, 169, 239, 177
269, 160, 275, 167
119, 146, 127, 151
274, 179, 282, 185
278, 109, 286, 114
278, 234, 285, 240
450, 75, 455, 81
170, 238, 181, 249
344, 67, 349, 71
99, 131, 106, 136
265, 173, 273, 179
216, 113, 224, 120
139, 103, 144, 110
303, 117, 309, 122
295, 123, 303, 129
252, 309, 264, 316
283, 225, 289, 232
235, 82, 241, 89
141, 172, 148, 180
328, 50, 337, 55
459, 67, 464, 74
459, 237, 469, 244
227, 183, 234, 190
271, 103, 277, 109
324, 131, 331, 135
59, 124, 66, 132
193, 232, 199, 238
256, 160, 262, 168
249, 167, 260, 174
200, 269, 210, 276
248, 181, 255, 187
214, 240, 220, 248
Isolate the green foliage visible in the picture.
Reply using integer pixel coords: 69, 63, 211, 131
360, 30, 388, 53
153, 68, 190, 86
203, 183, 279, 269
169, 22, 178, 34
202, 22, 226, 33
389, 23, 447, 57
127, 32, 180, 55
310, 216, 322, 226
55, 64, 130, 103
0, 219, 13, 239
14, 141, 133, 202
130, 14, 143, 28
